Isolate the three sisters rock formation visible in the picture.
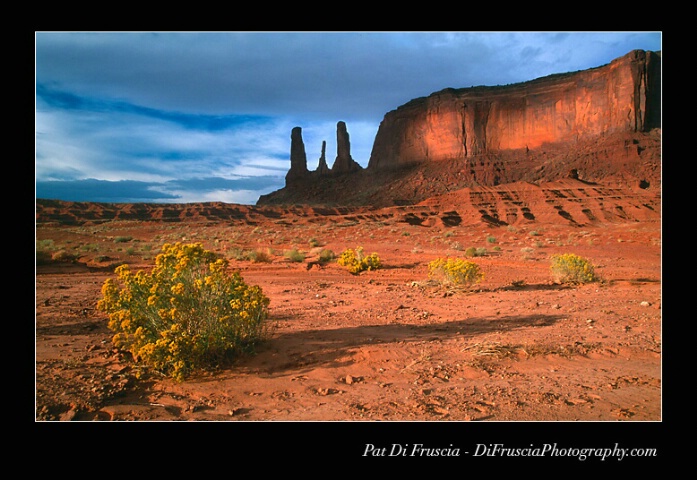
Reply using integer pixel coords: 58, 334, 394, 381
285, 121, 362, 187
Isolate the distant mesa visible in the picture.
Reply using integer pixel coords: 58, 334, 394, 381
258, 49, 661, 207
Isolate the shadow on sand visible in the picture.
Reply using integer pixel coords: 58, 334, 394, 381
216, 312, 566, 377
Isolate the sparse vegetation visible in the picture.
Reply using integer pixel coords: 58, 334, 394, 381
284, 248, 305, 262
319, 249, 335, 263
248, 249, 273, 263
550, 253, 598, 284
428, 257, 484, 286
228, 247, 246, 261
465, 246, 487, 257
96, 242, 270, 381
36, 185, 662, 422
37, 239, 56, 251
337, 247, 381, 274
51, 250, 79, 263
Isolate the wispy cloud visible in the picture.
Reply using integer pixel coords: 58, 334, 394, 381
35, 31, 662, 204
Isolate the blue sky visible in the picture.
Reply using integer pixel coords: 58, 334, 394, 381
35, 31, 662, 205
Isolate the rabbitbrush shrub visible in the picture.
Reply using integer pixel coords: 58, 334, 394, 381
284, 248, 305, 262
428, 257, 484, 286
550, 253, 597, 284
97, 242, 270, 381
337, 246, 381, 274
319, 249, 335, 263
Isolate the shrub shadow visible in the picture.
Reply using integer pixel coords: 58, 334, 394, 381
249, 313, 565, 376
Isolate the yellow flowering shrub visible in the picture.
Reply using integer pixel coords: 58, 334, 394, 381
550, 253, 597, 284
428, 257, 484, 286
96, 242, 270, 381
337, 247, 381, 274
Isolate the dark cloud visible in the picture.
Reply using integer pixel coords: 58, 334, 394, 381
37, 32, 661, 120
37, 83, 272, 131
35, 31, 662, 205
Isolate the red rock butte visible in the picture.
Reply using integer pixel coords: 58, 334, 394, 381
258, 49, 661, 208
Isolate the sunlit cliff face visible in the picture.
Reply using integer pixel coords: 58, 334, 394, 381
368, 50, 659, 169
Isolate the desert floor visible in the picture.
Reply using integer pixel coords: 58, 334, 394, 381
36, 206, 662, 426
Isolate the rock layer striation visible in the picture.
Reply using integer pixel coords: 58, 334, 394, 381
368, 49, 660, 169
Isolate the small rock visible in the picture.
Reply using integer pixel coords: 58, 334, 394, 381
316, 387, 339, 396
59, 408, 78, 421
640, 301, 651, 307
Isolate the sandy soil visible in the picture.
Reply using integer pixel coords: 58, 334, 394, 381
36, 201, 662, 426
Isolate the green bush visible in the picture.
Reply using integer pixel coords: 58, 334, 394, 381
51, 250, 79, 263
319, 249, 335, 263
550, 253, 597, 284
37, 239, 56, 251
464, 246, 487, 257
96, 242, 270, 381
247, 249, 273, 263
284, 248, 305, 262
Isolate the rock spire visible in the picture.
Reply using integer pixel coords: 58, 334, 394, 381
285, 126, 308, 186
316, 141, 330, 174
331, 121, 362, 174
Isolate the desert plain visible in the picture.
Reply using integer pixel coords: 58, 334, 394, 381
35, 182, 661, 424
